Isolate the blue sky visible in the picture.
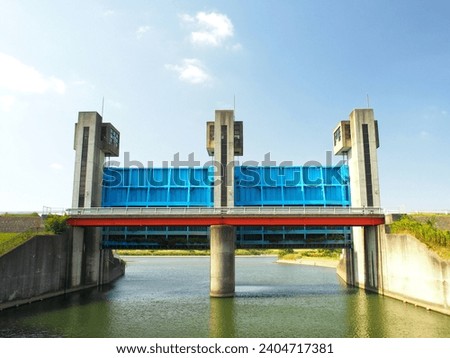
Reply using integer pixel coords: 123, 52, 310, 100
0, 0, 449, 212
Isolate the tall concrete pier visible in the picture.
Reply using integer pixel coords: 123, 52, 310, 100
333, 108, 381, 289
71, 112, 121, 287
207, 110, 243, 297
210, 225, 236, 297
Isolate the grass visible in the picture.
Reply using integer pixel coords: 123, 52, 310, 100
235, 249, 278, 256
116, 248, 280, 256
277, 249, 341, 261
116, 248, 341, 260
0, 212, 40, 217
0, 231, 41, 257
390, 215, 450, 260
117, 249, 210, 256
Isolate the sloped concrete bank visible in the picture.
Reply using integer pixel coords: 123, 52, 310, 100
337, 230, 450, 316
0, 233, 124, 310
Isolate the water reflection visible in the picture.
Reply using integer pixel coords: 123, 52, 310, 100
209, 297, 236, 338
0, 257, 449, 338
343, 287, 450, 338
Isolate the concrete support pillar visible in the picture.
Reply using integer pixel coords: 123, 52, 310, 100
83, 227, 102, 285
333, 109, 381, 290
71, 226, 84, 287
364, 226, 379, 290
206, 109, 242, 297
337, 248, 355, 286
210, 225, 236, 298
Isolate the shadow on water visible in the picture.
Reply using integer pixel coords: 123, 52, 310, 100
0, 283, 118, 337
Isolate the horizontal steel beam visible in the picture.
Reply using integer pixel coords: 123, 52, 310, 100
67, 206, 384, 216
67, 215, 384, 227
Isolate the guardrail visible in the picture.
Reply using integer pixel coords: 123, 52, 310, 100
67, 206, 384, 216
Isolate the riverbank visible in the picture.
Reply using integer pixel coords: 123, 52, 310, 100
116, 250, 339, 268
277, 257, 339, 268
116, 248, 280, 256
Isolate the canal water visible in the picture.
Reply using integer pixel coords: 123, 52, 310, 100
1, 256, 449, 338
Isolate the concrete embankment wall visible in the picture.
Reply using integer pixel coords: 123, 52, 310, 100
377, 233, 449, 314
0, 232, 125, 310
337, 228, 450, 315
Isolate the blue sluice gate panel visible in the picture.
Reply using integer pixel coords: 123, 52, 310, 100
100, 166, 351, 248
234, 166, 350, 206
102, 165, 350, 207
102, 167, 214, 207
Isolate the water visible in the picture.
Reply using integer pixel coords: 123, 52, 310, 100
1, 256, 449, 338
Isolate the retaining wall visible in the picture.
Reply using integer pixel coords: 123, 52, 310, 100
337, 228, 450, 315
0, 233, 124, 310
378, 233, 449, 314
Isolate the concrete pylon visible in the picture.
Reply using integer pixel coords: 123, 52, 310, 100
72, 112, 120, 208
71, 112, 120, 286
210, 225, 236, 298
206, 110, 243, 298
333, 109, 381, 290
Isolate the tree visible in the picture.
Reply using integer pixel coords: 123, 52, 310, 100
44, 215, 68, 234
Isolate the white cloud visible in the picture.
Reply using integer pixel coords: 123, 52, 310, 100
181, 11, 234, 46
0, 53, 66, 94
0, 95, 16, 112
136, 25, 151, 39
49, 163, 64, 170
165, 59, 211, 84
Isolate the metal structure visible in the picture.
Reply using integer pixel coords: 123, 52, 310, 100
68, 109, 384, 251
97, 164, 353, 248
67, 206, 383, 249
102, 167, 213, 207
101, 165, 350, 207
234, 166, 350, 206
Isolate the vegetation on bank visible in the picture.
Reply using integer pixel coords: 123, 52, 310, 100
116, 248, 340, 260
116, 248, 280, 256
0, 230, 41, 256
0, 212, 40, 217
117, 249, 210, 256
44, 215, 68, 234
0, 214, 67, 256
390, 215, 450, 260
277, 248, 341, 261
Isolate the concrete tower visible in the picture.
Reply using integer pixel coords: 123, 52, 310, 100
333, 108, 381, 290
207, 110, 243, 208
206, 110, 243, 297
71, 112, 121, 287
333, 108, 380, 208
72, 112, 120, 208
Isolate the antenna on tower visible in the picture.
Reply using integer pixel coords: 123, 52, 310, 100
233, 94, 236, 112
366, 94, 370, 108
101, 97, 105, 118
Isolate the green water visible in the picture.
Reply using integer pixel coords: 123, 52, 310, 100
1, 257, 449, 337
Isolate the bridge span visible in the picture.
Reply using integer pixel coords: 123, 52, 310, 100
67, 206, 385, 227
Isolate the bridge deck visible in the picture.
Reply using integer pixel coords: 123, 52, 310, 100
67, 207, 385, 227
